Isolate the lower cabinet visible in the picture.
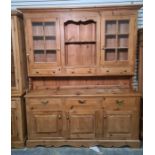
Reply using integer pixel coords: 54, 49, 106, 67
65, 97, 102, 139
11, 97, 26, 147
25, 95, 140, 147
102, 97, 140, 140
26, 98, 64, 140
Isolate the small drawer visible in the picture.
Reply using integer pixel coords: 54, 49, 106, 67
31, 67, 61, 75
98, 67, 133, 75
27, 98, 62, 111
102, 97, 138, 111
65, 67, 96, 75
65, 97, 102, 110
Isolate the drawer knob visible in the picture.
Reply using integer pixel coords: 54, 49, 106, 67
104, 116, 107, 119
41, 100, 49, 105
78, 100, 86, 104
66, 114, 69, 120
116, 100, 124, 106
88, 70, 92, 73
58, 114, 62, 119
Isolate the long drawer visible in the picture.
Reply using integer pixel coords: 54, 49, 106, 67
102, 97, 139, 111
27, 98, 62, 111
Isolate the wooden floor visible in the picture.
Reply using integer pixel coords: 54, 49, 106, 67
12, 146, 143, 155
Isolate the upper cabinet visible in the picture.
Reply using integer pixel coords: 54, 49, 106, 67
100, 12, 137, 75
11, 12, 27, 96
22, 6, 140, 76
25, 17, 61, 76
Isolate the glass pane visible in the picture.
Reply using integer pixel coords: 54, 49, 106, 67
105, 49, 116, 61
118, 20, 129, 34
34, 50, 45, 62
106, 21, 116, 34
45, 36, 56, 49
105, 36, 116, 48
118, 35, 129, 48
33, 36, 44, 50
118, 49, 128, 61
46, 50, 56, 62
32, 22, 44, 36
44, 22, 56, 36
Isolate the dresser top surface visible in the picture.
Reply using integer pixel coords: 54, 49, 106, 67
25, 88, 141, 97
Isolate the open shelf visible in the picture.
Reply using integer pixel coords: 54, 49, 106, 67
64, 20, 97, 66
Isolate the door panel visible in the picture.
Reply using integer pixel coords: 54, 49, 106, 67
103, 110, 137, 139
67, 110, 101, 139
11, 101, 19, 141
28, 111, 63, 139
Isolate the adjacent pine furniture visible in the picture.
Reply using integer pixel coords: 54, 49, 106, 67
11, 11, 27, 147
21, 5, 142, 147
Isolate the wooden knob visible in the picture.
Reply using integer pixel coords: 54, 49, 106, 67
88, 70, 92, 73
41, 100, 49, 105
78, 100, 86, 104
66, 115, 69, 120
58, 114, 62, 119
104, 116, 107, 119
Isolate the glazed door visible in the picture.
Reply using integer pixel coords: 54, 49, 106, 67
103, 110, 138, 139
100, 15, 136, 75
26, 17, 61, 75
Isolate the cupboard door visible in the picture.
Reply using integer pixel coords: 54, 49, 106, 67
28, 111, 63, 139
103, 110, 139, 140
67, 110, 101, 139
11, 100, 19, 141
100, 15, 136, 75
26, 18, 61, 75
11, 17, 20, 93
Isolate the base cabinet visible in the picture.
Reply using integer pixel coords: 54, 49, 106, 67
25, 95, 140, 147
11, 97, 26, 148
